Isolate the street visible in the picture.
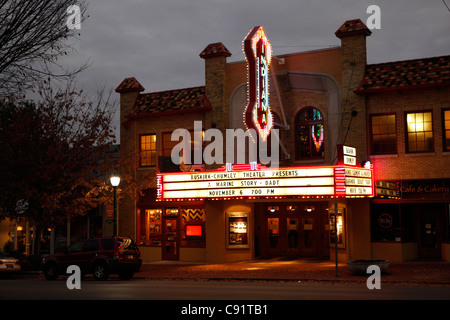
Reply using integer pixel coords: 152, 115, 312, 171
1, 278, 449, 300
1, 278, 448, 318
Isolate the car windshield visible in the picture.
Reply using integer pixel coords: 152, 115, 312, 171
117, 237, 138, 251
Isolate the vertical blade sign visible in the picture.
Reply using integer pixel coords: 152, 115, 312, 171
243, 26, 273, 142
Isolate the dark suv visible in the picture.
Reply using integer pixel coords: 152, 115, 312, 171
42, 237, 142, 281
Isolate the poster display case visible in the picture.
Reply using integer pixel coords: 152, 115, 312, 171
329, 208, 345, 248
226, 212, 250, 249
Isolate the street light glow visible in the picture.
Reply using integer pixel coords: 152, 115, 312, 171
110, 176, 120, 187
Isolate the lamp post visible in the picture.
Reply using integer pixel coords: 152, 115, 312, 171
110, 176, 120, 237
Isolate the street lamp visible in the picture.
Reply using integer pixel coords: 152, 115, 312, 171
110, 176, 120, 237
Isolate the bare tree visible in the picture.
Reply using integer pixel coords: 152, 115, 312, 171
0, 80, 153, 254
0, 0, 88, 95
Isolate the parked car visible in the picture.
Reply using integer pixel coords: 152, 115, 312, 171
0, 254, 21, 277
42, 236, 142, 281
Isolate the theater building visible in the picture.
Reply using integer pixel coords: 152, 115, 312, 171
115, 19, 450, 263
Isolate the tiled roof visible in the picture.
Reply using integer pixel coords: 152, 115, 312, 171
127, 86, 211, 117
335, 19, 371, 38
199, 42, 232, 59
355, 55, 450, 93
115, 77, 145, 93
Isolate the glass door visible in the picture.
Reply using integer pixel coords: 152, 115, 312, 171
418, 210, 442, 260
162, 208, 179, 260
267, 217, 281, 255
286, 217, 300, 255
300, 216, 319, 256
262, 203, 328, 258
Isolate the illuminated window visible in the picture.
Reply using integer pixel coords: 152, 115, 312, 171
138, 209, 162, 246
295, 108, 324, 160
406, 112, 433, 153
370, 114, 397, 154
140, 134, 157, 166
443, 109, 450, 151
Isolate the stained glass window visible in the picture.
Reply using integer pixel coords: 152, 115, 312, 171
295, 108, 324, 159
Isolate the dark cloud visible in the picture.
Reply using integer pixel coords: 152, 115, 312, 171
57, 0, 449, 138
66, 0, 449, 94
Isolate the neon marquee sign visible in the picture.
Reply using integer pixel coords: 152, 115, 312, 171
157, 163, 375, 201
243, 26, 273, 142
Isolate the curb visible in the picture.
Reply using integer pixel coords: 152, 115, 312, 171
131, 275, 450, 286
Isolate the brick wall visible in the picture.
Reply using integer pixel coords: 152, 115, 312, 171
338, 34, 369, 162
367, 88, 450, 181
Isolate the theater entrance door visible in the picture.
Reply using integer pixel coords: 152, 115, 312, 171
258, 203, 329, 258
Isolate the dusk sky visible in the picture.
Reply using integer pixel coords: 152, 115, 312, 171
59, 0, 450, 138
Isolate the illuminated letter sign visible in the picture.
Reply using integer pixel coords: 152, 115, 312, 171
243, 26, 273, 141
337, 144, 357, 166
157, 163, 375, 201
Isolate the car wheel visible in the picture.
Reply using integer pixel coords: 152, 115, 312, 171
119, 270, 134, 280
93, 261, 109, 281
43, 262, 59, 280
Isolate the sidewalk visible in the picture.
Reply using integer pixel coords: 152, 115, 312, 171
134, 258, 450, 286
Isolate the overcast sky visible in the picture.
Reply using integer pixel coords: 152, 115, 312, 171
61, 0, 449, 138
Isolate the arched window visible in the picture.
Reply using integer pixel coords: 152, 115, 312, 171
295, 108, 324, 160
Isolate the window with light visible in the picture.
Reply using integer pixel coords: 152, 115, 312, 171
140, 134, 157, 166
406, 112, 433, 153
443, 109, 450, 151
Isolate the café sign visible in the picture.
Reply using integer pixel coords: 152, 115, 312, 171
400, 179, 450, 200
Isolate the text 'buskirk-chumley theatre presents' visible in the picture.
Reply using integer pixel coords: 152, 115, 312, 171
116, 20, 450, 263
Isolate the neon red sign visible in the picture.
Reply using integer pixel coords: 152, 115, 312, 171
243, 26, 273, 141
157, 163, 375, 201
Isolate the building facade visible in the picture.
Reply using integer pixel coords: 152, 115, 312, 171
115, 19, 450, 263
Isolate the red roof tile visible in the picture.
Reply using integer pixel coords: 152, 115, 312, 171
115, 77, 145, 93
355, 55, 450, 93
199, 42, 232, 59
335, 19, 371, 38
127, 86, 211, 117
